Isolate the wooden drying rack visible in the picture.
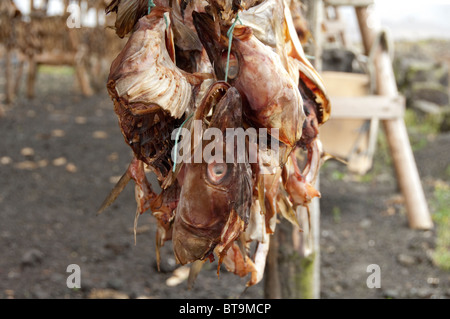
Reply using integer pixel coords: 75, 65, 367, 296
320, 0, 433, 230
264, 0, 434, 300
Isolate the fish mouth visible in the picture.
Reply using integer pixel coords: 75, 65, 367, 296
194, 81, 230, 122
172, 220, 217, 264
172, 197, 225, 264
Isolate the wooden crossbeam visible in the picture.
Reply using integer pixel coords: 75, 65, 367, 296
329, 95, 405, 119
34, 52, 77, 65
324, 0, 374, 7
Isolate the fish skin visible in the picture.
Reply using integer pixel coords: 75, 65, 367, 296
193, 12, 305, 149
172, 86, 252, 265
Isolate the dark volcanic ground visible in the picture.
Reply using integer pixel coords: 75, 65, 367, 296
0, 69, 449, 299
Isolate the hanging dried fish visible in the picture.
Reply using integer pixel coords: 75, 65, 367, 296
193, 11, 305, 151
172, 84, 253, 270
107, 7, 208, 182
102, 0, 331, 288
106, 0, 170, 38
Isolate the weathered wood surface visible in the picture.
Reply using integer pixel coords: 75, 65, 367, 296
356, 6, 433, 230
329, 95, 405, 119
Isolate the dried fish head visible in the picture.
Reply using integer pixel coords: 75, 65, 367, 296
107, 8, 201, 181
193, 11, 305, 149
172, 85, 252, 266
108, 8, 193, 120
106, 0, 170, 38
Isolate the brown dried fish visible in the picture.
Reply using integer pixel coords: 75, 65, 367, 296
172, 84, 253, 270
193, 11, 305, 150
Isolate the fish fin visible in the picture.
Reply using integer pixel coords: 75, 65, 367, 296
182, 71, 214, 87
97, 169, 132, 215
178, 0, 192, 19
278, 194, 302, 230
258, 174, 266, 216
155, 229, 162, 272
238, 236, 247, 263
133, 207, 140, 245
305, 204, 312, 242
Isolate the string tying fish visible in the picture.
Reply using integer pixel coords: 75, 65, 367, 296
225, 14, 243, 83
148, 0, 168, 28
147, 0, 156, 14
172, 113, 194, 172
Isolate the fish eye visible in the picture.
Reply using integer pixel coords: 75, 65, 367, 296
207, 162, 228, 184
221, 51, 238, 80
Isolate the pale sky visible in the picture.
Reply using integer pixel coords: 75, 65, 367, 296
13, 0, 450, 39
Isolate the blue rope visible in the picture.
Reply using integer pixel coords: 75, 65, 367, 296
147, 0, 155, 14
172, 113, 194, 172
225, 14, 242, 83
148, 0, 168, 29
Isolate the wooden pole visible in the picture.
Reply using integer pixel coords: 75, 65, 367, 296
356, 6, 433, 230
264, 191, 321, 299
264, 232, 281, 299
298, 0, 322, 298
5, 47, 14, 104
304, 0, 324, 71
14, 59, 24, 97
26, 58, 37, 99
67, 24, 94, 96
264, 0, 323, 299
63, 0, 69, 12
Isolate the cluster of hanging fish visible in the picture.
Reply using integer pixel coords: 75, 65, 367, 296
99, 0, 331, 287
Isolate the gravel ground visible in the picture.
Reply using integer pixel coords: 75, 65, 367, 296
0, 64, 449, 299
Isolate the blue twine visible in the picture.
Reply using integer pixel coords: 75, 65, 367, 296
225, 14, 243, 83
148, 0, 168, 29
147, 0, 156, 14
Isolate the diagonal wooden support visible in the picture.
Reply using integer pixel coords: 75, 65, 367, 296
356, 6, 433, 230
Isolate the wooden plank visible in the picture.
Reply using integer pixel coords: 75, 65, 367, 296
322, 71, 369, 96
324, 0, 374, 7
34, 52, 77, 65
324, 20, 347, 33
356, 6, 433, 230
320, 119, 369, 158
329, 95, 405, 119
